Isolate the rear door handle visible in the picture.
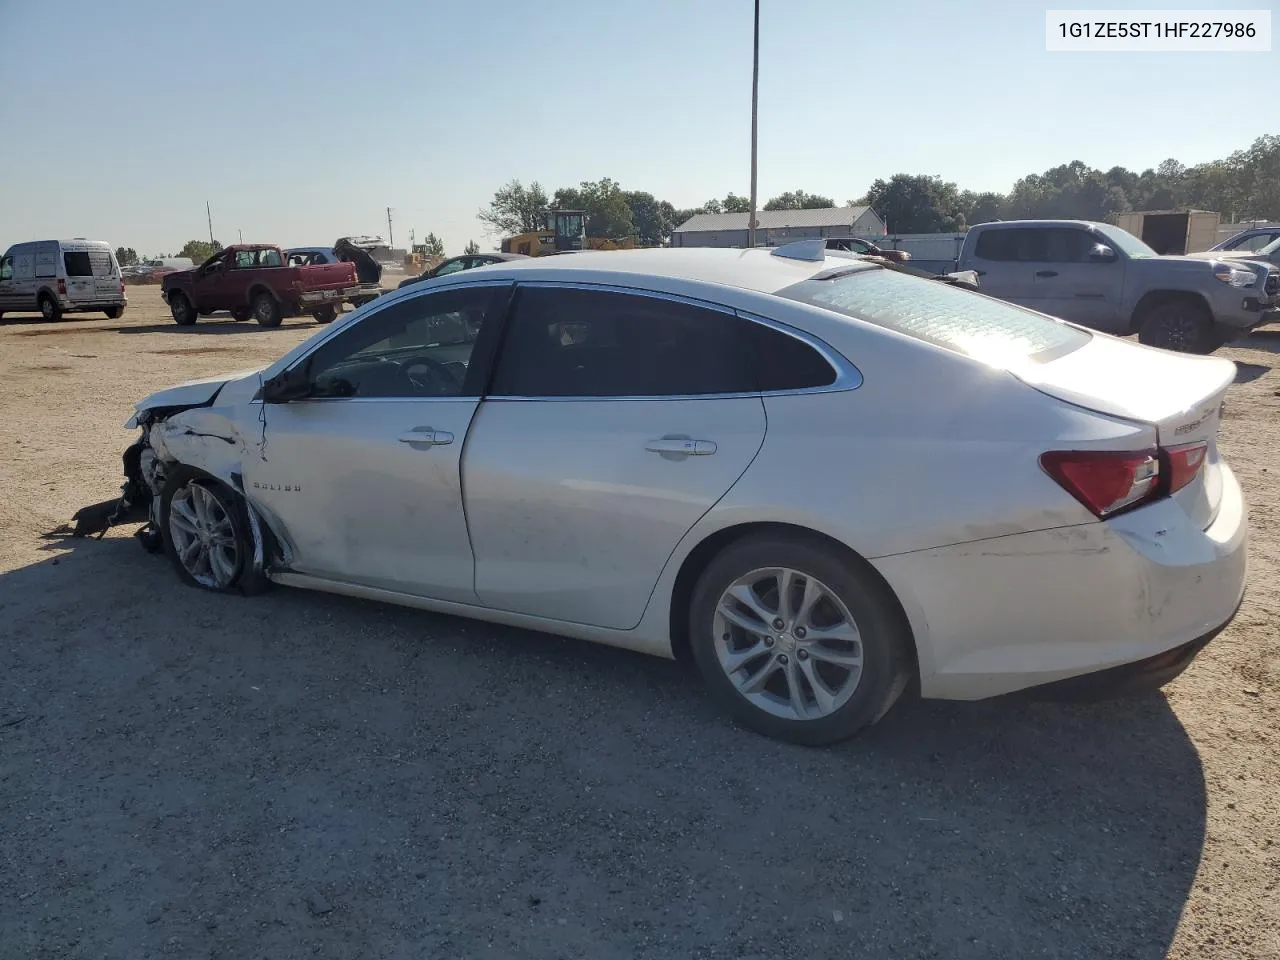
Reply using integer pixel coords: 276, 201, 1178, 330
1035, 270, 1058, 278
645, 436, 717, 458
397, 427, 454, 446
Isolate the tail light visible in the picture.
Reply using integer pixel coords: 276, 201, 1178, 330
1041, 441, 1210, 519
1040, 449, 1160, 518
1162, 441, 1208, 495
57, 279, 67, 295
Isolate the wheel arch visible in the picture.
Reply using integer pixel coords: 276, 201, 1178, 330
247, 283, 279, 305
1128, 289, 1211, 333
666, 520, 922, 686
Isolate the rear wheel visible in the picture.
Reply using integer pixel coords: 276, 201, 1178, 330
312, 305, 337, 324
170, 293, 196, 326
252, 292, 282, 328
39, 293, 61, 322
1137, 301, 1220, 354
689, 534, 913, 745
104, 306, 123, 320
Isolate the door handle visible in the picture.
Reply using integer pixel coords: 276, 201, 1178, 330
1035, 270, 1058, 278
645, 436, 716, 458
397, 427, 454, 446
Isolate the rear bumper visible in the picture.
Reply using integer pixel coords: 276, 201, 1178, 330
298, 283, 379, 307
874, 462, 1248, 701
59, 297, 127, 311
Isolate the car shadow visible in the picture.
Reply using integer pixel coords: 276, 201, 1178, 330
1236, 328, 1280, 355
115, 319, 323, 335
1, 533, 1207, 959
1233, 361, 1271, 384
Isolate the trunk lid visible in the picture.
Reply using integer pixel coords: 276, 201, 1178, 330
1010, 333, 1235, 529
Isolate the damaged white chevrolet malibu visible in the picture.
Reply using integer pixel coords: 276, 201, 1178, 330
93, 242, 1247, 744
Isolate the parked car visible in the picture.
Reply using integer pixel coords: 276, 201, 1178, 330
0, 239, 126, 320
161, 244, 368, 327
399, 252, 528, 289
1210, 226, 1280, 254
1188, 235, 1280, 272
96, 242, 1246, 745
956, 220, 1280, 353
823, 237, 912, 263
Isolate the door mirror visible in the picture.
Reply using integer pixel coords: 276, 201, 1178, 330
261, 364, 313, 403
1089, 243, 1117, 263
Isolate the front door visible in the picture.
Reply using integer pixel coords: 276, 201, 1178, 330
463, 285, 767, 630
1026, 227, 1126, 330
0, 254, 15, 311
190, 252, 229, 312
245, 282, 510, 602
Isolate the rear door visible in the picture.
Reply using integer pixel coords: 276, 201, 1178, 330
965, 228, 1038, 307
88, 246, 120, 300
60, 246, 97, 305
462, 284, 767, 629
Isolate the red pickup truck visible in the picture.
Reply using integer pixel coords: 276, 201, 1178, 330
161, 244, 379, 328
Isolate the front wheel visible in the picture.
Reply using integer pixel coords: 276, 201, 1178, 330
1137, 301, 1220, 354
170, 293, 196, 326
312, 305, 337, 324
689, 534, 913, 745
160, 471, 251, 592
252, 292, 282, 328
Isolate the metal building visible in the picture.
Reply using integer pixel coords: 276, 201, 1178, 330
671, 206, 886, 248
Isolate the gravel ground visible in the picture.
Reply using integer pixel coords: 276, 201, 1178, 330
1, 286, 1277, 959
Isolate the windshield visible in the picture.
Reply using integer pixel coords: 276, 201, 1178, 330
1092, 224, 1157, 259
779, 265, 1090, 366
1257, 237, 1280, 256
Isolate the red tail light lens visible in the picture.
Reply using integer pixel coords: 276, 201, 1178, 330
1040, 449, 1160, 518
1162, 441, 1208, 494
57, 279, 67, 295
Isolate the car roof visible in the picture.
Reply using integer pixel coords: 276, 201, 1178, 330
477, 247, 854, 295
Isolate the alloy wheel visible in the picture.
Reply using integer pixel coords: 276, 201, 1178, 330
713, 567, 864, 721
167, 482, 240, 588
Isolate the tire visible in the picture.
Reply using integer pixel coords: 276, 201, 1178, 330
159, 469, 253, 593
252, 291, 282, 328
1137, 301, 1220, 354
689, 533, 913, 745
39, 293, 62, 322
230, 307, 251, 322
170, 293, 196, 326
312, 305, 337, 325
104, 306, 123, 320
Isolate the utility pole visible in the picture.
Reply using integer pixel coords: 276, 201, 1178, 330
748, 0, 760, 249
386, 207, 394, 248
238, 229, 243, 244
206, 201, 215, 245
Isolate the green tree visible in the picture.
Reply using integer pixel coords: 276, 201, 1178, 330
422, 233, 445, 258
624, 190, 675, 246
763, 190, 835, 211
863, 175, 966, 232
177, 239, 222, 264
463, 239, 481, 255
478, 179, 550, 236
114, 246, 138, 266
721, 193, 752, 213
553, 178, 634, 238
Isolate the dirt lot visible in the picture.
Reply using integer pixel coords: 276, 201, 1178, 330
1, 284, 1277, 959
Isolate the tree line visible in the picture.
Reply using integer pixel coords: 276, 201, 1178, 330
477, 133, 1279, 244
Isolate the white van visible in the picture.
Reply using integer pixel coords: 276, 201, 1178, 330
0, 239, 127, 320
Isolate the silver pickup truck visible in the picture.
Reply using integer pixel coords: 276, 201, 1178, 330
956, 220, 1280, 353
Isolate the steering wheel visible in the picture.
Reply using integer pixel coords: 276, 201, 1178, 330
400, 355, 463, 396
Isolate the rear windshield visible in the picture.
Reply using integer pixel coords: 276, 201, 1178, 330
779, 266, 1090, 365
63, 251, 93, 277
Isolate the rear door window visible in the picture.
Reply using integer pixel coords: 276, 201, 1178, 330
779, 266, 1090, 364
63, 251, 94, 276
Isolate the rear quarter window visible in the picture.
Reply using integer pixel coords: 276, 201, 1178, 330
779, 266, 1090, 365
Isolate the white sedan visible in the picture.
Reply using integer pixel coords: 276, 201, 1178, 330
102, 242, 1247, 744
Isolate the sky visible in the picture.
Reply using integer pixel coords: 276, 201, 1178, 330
0, 0, 1275, 257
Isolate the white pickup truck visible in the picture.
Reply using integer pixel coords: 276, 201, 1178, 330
955, 220, 1280, 353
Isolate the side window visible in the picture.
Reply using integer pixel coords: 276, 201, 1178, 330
1044, 229, 1096, 263
302, 285, 499, 399
201, 253, 226, 275
490, 287, 756, 398
745, 321, 837, 391
0, 256, 12, 282
973, 230, 1016, 261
